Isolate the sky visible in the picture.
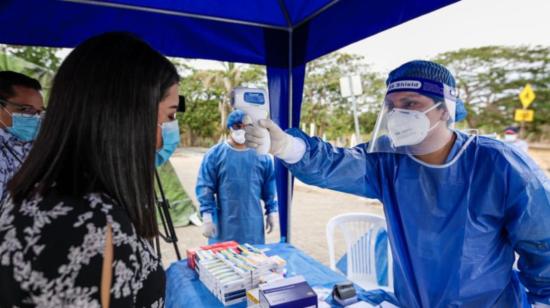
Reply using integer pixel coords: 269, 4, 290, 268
340, 0, 550, 73
192, 0, 550, 74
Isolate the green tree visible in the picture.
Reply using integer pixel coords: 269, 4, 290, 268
178, 70, 223, 147
301, 52, 385, 139
0, 45, 56, 95
434, 46, 550, 140
195, 63, 265, 134
6, 46, 62, 72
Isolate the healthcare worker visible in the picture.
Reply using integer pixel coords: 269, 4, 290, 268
197, 110, 278, 245
502, 126, 529, 154
245, 60, 550, 307
0, 71, 44, 202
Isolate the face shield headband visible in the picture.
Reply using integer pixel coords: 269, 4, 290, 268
386, 78, 458, 102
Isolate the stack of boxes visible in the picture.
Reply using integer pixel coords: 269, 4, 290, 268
190, 243, 287, 306
186, 241, 239, 270
197, 255, 248, 305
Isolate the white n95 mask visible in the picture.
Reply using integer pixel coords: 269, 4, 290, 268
504, 134, 517, 142
230, 128, 246, 144
387, 102, 441, 147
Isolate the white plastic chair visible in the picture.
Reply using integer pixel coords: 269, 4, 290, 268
326, 213, 393, 291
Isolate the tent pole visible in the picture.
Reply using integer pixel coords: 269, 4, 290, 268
62, 0, 288, 31
294, 0, 341, 29
286, 28, 293, 243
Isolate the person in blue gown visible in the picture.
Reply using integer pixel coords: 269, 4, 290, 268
245, 60, 550, 307
196, 110, 278, 245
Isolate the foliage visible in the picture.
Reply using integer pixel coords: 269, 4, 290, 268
0, 45, 57, 96
301, 52, 386, 139
6, 46, 62, 71
195, 63, 265, 133
178, 70, 223, 147
3, 44, 548, 143
434, 46, 550, 140
301, 47, 550, 143
176, 62, 265, 146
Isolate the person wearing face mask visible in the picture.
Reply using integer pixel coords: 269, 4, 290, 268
156, 98, 181, 167
196, 109, 278, 245
0, 32, 179, 307
0, 71, 44, 202
502, 126, 529, 154
245, 60, 550, 307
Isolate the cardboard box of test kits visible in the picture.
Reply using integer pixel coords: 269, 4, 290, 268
186, 241, 239, 269
259, 276, 317, 308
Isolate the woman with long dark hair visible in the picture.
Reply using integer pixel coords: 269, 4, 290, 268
0, 32, 180, 307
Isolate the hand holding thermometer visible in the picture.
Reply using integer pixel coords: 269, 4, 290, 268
230, 87, 271, 155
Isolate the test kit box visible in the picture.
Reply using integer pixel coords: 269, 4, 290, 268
186, 240, 239, 269
259, 276, 318, 308
195, 243, 289, 306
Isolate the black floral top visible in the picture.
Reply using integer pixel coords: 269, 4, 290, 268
0, 191, 165, 307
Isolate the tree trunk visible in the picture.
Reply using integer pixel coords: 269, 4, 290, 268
219, 100, 227, 132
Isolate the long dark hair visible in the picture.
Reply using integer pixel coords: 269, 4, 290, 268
8, 32, 179, 238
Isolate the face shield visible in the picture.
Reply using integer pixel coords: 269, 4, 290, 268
367, 78, 458, 155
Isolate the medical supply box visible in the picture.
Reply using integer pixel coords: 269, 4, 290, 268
194, 243, 287, 306
259, 276, 318, 308
186, 240, 239, 269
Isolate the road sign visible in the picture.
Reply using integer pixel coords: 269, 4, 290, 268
519, 84, 536, 108
515, 109, 534, 122
339, 75, 363, 98
339, 75, 363, 143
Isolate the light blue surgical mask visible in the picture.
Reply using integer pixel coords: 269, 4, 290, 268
156, 119, 180, 167
7, 112, 42, 142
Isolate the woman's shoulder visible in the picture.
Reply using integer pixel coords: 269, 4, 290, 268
1, 191, 135, 238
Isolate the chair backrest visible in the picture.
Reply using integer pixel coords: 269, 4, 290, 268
326, 213, 392, 289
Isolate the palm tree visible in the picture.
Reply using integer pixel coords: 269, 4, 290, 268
196, 62, 265, 135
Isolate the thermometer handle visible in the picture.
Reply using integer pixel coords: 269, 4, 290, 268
255, 126, 271, 155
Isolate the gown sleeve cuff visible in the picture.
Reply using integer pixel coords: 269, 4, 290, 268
277, 136, 306, 164
202, 212, 213, 223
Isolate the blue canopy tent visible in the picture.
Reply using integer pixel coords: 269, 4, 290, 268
0, 0, 459, 242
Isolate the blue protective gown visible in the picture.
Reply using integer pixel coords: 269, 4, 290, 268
284, 129, 550, 307
196, 142, 278, 245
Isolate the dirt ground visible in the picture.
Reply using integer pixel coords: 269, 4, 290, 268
530, 146, 550, 175
160, 145, 550, 268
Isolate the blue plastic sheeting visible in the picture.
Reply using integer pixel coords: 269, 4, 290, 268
0, 0, 459, 66
0, 1, 268, 65
165, 243, 397, 307
83, 0, 341, 29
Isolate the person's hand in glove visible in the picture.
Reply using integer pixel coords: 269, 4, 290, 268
244, 119, 295, 157
266, 213, 277, 234
201, 213, 217, 238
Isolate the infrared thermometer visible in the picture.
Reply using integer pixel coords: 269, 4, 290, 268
230, 87, 271, 155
